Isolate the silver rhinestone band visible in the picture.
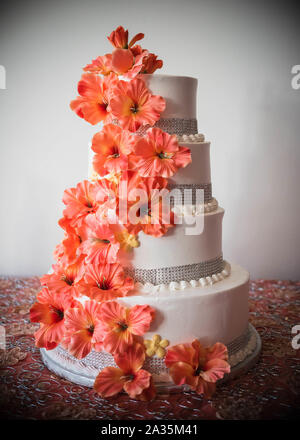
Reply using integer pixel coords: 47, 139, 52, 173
153, 118, 198, 136
112, 118, 198, 136
168, 183, 212, 204
53, 325, 253, 378
125, 255, 224, 285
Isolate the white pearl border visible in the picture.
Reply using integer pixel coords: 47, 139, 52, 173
172, 198, 218, 216
177, 133, 205, 143
134, 261, 231, 294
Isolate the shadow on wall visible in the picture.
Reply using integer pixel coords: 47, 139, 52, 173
227, 81, 300, 279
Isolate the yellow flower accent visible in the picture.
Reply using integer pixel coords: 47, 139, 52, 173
144, 334, 169, 359
106, 171, 122, 185
90, 169, 100, 182
116, 229, 140, 252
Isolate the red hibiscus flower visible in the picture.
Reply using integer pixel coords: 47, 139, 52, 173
94, 343, 156, 400
70, 73, 117, 125
63, 300, 104, 359
130, 127, 192, 178
99, 300, 155, 355
165, 340, 231, 398
40, 259, 84, 297
91, 124, 136, 176
126, 176, 174, 237
78, 215, 120, 265
30, 288, 78, 350
109, 78, 165, 132
77, 262, 134, 302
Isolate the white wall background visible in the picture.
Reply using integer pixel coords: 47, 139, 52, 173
0, 0, 299, 279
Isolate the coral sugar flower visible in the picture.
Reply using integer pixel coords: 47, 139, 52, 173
70, 73, 117, 125
30, 288, 77, 350
40, 260, 84, 297
165, 340, 230, 398
79, 215, 120, 265
94, 343, 156, 400
91, 124, 136, 176
54, 216, 82, 265
77, 262, 134, 302
109, 78, 165, 132
63, 300, 104, 359
140, 53, 163, 74
63, 180, 102, 228
83, 54, 113, 75
99, 301, 155, 355
107, 26, 144, 50
127, 176, 174, 237
131, 127, 192, 178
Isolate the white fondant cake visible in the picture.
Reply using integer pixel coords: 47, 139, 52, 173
142, 74, 198, 119
42, 72, 260, 389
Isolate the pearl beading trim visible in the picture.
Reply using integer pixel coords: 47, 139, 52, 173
177, 133, 205, 143
133, 261, 231, 293
172, 198, 218, 216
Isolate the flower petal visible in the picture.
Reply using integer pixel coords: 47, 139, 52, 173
136, 376, 156, 401
123, 369, 151, 398
165, 343, 198, 369
168, 362, 198, 389
114, 342, 145, 373
195, 377, 216, 398
94, 367, 125, 397
128, 304, 155, 335
201, 358, 231, 383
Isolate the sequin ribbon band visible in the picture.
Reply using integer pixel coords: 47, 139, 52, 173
125, 255, 224, 285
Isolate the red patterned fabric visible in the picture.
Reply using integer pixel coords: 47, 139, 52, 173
0, 277, 299, 420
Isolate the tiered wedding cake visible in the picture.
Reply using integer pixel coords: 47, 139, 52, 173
33, 27, 261, 400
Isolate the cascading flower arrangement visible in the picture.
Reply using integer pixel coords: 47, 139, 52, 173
30, 26, 230, 401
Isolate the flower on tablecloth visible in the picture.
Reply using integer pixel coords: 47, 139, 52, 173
94, 342, 156, 400
165, 340, 231, 398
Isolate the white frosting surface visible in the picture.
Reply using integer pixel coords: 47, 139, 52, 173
140, 74, 198, 120
124, 208, 224, 269
119, 264, 249, 346
170, 141, 211, 185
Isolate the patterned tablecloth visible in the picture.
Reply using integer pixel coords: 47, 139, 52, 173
0, 276, 299, 420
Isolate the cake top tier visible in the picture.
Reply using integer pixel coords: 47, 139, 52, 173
141, 74, 198, 120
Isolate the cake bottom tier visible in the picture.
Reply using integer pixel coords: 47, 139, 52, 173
40, 264, 261, 389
